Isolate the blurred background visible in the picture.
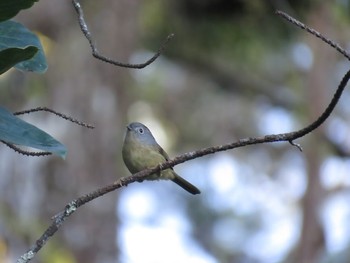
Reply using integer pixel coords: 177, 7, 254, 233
1, 0, 350, 262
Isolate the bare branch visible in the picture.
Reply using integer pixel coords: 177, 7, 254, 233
14, 107, 95, 129
289, 140, 303, 152
71, 0, 174, 69
1, 140, 52, 157
276, 10, 350, 60
17, 67, 350, 263
3, 107, 92, 157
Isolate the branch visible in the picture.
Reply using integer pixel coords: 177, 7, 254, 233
14, 107, 95, 129
1, 107, 94, 157
71, 0, 174, 69
1, 140, 52, 157
17, 66, 350, 263
16, 10, 350, 263
276, 10, 350, 60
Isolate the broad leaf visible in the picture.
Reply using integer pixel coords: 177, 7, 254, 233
0, 0, 39, 22
0, 20, 47, 73
0, 107, 67, 158
0, 46, 38, 74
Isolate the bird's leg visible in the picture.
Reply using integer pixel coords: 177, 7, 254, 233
157, 163, 164, 178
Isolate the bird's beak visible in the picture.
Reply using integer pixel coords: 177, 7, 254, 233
126, 124, 132, 131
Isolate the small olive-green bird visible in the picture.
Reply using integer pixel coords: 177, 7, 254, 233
122, 122, 200, 195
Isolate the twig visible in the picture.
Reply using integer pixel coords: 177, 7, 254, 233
71, 0, 174, 69
0, 140, 52, 157
276, 10, 350, 61
14, 107, 95, 129
289, 140, 303, 152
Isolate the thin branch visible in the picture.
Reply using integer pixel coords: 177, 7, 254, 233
14, 107, 95, 129
71, 0, 174, 69
276, 10, 350, 60
17, 10, 350, 263
0, 141, 52, 157
17, 67, 350, 263
289, 140, 303, 152
3, 107, 92, 157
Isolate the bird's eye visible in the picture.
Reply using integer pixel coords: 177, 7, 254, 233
138, 128, 144, 134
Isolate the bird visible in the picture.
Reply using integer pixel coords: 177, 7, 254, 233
122, 122, 200, 195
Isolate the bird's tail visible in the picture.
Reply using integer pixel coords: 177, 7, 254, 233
172, 174, 200, 195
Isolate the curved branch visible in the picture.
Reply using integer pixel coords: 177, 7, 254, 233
1, 140, 52, 157
72, 0, 174, 69
17, 67, 350, 263
16, 10, 350, 263
14, 107, 95, 129
276, 10, 350, 60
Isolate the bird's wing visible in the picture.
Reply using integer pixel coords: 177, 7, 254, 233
157, 145, 170, 161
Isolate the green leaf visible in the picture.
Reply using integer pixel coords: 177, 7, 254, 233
0, 0, 39, 22
0, 20, 47, 73
0, 46, 38, 74
0, 106, 67, 158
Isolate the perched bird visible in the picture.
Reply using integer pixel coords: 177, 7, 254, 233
122, 122, 200, 195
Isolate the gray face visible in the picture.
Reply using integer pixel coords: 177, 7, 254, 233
126, 122, 158, 146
